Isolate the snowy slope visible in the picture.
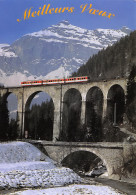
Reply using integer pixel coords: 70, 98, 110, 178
0, 44, 17, 58
28, 21, 129, 49
0, 141, 53, 163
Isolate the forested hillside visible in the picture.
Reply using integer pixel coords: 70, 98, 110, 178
25, 100, 54, 140
72, 31, 136, 80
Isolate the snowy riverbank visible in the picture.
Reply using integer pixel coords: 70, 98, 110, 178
0, 142, 82, 189
0, 167, 82, 189
0, 141, 126, 194
9, 184, 124, 195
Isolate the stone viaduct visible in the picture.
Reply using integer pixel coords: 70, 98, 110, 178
0, 78, 127, 141
1, 78, 132, 179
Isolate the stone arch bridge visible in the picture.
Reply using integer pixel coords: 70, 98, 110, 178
0, 78, 127, 140
27, 140, 129, 178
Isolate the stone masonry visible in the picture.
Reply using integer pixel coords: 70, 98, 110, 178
0, 78, 127, 141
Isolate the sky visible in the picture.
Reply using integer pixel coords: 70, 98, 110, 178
0, 0, 135, 44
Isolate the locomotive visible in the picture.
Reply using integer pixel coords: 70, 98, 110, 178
21, 76, 90, 86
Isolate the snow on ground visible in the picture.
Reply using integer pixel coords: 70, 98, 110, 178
9, 184, 124, 195
0, 161, 56, 173
0, 167, 82, 189
0, 141, 53, 163
0, 142, 82, 189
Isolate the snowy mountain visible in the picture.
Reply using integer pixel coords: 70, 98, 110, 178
0, 21, 131, 86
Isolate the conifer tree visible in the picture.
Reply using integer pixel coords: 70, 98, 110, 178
0, 95, 9, 140
8, 119, 18, 140
126, 65, 136, 104
72, 30, 136, 80
27, 99, 54, 140
126, 65, 136, 127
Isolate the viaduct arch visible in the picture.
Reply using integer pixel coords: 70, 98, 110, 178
0, 78, 127, 141
24, 91, 54, 140
86, 87, 103, 141
107, 84, 125, 125
62, 88, 82, 141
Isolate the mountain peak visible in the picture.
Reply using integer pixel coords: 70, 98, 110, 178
121, 26, 131, 34
58, 20, 70, 26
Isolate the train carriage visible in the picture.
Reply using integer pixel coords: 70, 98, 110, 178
21, 76, 90, 86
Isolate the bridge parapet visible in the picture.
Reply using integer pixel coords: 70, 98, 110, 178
28, 140, 123, 148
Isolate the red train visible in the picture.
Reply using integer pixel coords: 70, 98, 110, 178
21, 76, 90, 86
